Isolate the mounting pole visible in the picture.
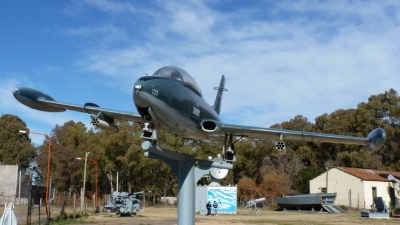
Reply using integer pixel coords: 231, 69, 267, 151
141, 141, 232, 225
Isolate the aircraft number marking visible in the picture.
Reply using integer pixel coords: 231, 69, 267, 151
152, 89, 158, 96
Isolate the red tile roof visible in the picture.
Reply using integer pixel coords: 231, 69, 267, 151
337, 167, 400, 182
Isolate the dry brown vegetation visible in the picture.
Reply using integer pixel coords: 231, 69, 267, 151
3, 205, 400, 225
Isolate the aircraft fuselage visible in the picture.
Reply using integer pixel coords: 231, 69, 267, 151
133, 67, 221, 140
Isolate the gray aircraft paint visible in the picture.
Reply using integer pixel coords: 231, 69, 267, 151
13, 66, 386, 150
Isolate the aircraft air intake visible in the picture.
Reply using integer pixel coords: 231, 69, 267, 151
90, 118, 119, 133
200, 120, 221, 133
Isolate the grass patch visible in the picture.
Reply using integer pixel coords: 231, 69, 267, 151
49, 218, 96, 224
47, 214, 97, 225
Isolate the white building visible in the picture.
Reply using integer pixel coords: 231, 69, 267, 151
310, 167, 400, 210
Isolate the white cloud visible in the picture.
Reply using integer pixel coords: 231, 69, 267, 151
1, 0, 399, 150
61, 0, 400, 128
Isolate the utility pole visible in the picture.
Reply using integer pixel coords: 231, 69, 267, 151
76, 156, 98, 212
325, 162, 330, 194
81, 152, 89, 215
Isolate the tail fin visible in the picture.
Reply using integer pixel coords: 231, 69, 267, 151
213, 75, 227, 115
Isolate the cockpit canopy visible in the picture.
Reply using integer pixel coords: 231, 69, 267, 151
153, 66, 202, 97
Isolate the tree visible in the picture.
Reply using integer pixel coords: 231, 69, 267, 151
357, 89, 400, 129
238, 177, 259, 200
148, 131, 195, 202
234, 139, 275, 184
0, 114, 37, 170
336, 149, 384, 170
313, 109, 361, 165
387, 126, 400, 171
35, 121, 90, 195
99, 121, 145, 194
258, 173, 291, 203
355, 89, 400, 167
294, 167, 324, 194
262, 150, 304, 193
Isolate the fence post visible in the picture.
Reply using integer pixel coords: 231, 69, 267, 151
38, 188, 41, 225
99, 198, 101, 213
73, 193, 76, 219
19, 169, 22, 205
93, 194, 96, 213
80, 188, 83, 215
27, 169, 32, 225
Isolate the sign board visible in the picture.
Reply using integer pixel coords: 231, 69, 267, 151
207, 186, 237, 214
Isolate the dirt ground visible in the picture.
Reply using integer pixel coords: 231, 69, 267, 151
5, 205, 400, 225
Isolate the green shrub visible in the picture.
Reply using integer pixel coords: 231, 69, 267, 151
337, 205, 348, 211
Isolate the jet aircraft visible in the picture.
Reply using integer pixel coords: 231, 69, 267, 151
12, 66, 386, 162
12, 66, 387, 225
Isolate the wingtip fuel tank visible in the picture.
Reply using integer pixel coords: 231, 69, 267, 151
366, 128, 386, 151
13, 87, 65, 112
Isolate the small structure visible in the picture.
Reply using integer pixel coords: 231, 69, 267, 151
276, 193, 344, 213
196, 185, 237, 215
310, 167, 400, 210
360, 197, 390, 219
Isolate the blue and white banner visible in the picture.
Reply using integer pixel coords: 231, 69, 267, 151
207, 187, 237, 214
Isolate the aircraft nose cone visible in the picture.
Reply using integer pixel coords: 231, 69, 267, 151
12, 88, 24, 102
12, 88, 20, 97
133, 79, 149, 108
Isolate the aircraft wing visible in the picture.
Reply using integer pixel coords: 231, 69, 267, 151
215, 123, 386, 151
219, 123, 367, 145
38, 98, 144, 122
13, 87, 144, 123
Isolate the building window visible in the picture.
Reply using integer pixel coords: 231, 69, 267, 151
321, 187, 327, 194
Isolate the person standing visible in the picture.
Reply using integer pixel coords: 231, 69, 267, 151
206, 201, 211, 216
213, 201, 218, 216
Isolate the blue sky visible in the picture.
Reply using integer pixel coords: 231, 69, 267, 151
1, 0, 399, 145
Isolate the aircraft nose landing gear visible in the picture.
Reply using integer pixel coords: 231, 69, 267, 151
140, 121, 157, 144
